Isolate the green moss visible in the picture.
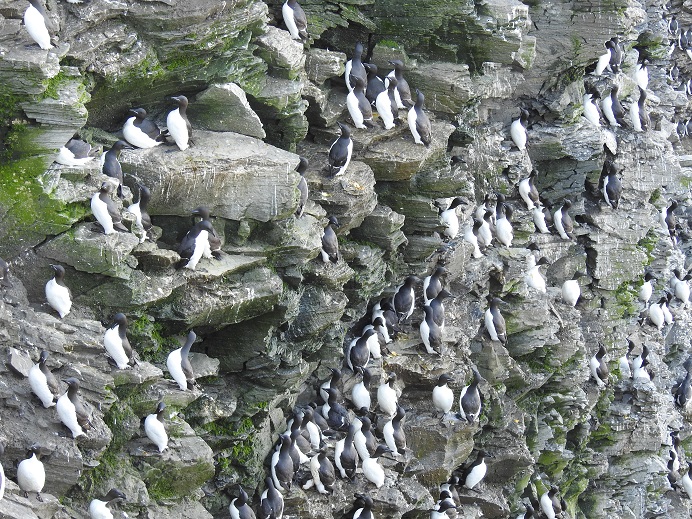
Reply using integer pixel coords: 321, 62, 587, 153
637, 228, 658, 264
41, 71, 71, 100
613, 280, 638, 318
648, 188, 661, 204
128, 314, 178, 364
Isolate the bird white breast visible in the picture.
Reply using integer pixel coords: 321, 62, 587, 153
377, 385, 397, 417
562, 279, 580, 306
270, 450, 284, 491
601, 95, 617, 127
352, 383, 371, 410
104, 327, 130, 369
347, 92, 366, 129
57, 393, 84, 438
24, 4, 53, 49
648, 304, 664, 329
662, 303, 673, 324
635, 65, 648, 90
407, 106, 423, 144
433, 384, 454, 414
633, 365, 650, 381
123, 117, 161, 149
420, 318, 433, 353
0, 460, 5, 501
145, 414, 169, 452
675, 280, 690, 304
594, 51, 611, 75
185, 230, 209, 270
590, 356, 604, 386
478, 220, 492, 246
682, 472, 692, 498
463, 226, 482, 258
309, 455, 328, 494
383, 419, 398, 455
29, 363, 55, 408
525, 267, 546, 293
366, 332, 381, 359
540, 493, 556, 519
553, 210, 567, 239
17, 454, 45, 493
334, 439, 348, 478
510, 118, 527, 150
464, 460, 486, 489
167, 108, 189, 150
55, 147, 93, 166
167, 348, 188, 390
496, 218, 513, 246
440, 208, 459, 239
533, 207, 549, 233
282, 1, 300, 39
344, 60, 354, 92
45, 278, 72, 318
376, 91, 395, 129
619, 356, 631, 379
127, 201, 142, 228
518, 179, 534, 209
583, 95, 600, 126
362, 456, 385, 488
484, 309, 498, 341
89, 499, 114, 519
91, 193, 115, 234
630, 101, 642, 132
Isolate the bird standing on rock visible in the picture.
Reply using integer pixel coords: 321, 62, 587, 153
91, 181, 128, 235
485, 297, 507, 344
393, 275, 420, 322
408, 89, 432, 146
327, 122, 353, 177
320, 216, 340, 263
167, 95, 192, 151
45, 264, 72, 319
89, 488, 126, 519
101, 140, 132, 198
144, 401, 168, 453
344, 42, 367, 92
295, 156, 309, 218
386, 60, 414, 109
57, 377, 91, 438
16, 445, 45, 501
103, 313, 135, 369
510, 108, 529, 150
282, 0, 308, 41
177, 220, 215, 270
24, 0, 53, 50
29, 350, 60, 408
167, 330, 196, 391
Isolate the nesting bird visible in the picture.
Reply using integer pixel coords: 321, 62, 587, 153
55, 136, 98, 166
89, 488, 126, 519
16, 445, 45, 501
459, 450, 490, 490
177, 220, 215, 270
123, 108, 166, 148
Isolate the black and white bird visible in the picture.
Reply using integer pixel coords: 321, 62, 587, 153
524, 254, 549, 294
260, 476, 284, 519
91, 181, 128, 235
619, 339, 634, 379
320, 215, 340, 263
177, 220, 214, 270
393, 275, 420, 322
327, 122, 353, 177
24, 0, 53, 49
352, 494, 374, 519
89, 488, 126, 519
295, 156, 309, 218
553, 199, 573, 240
377, 372, 398, 418
420, 305, 442, 354
191, 206, 222, 258
518, 170, 539, 210
634, 59, 649, 91
464, 218, 484, 258
660, 199, 678, 244
348, 329, 374, 372
127, 184, 153, 243
229, 486, 256, 519
681, 461, 692, 498
0, 444, 6, 501
352, 367, 372, 411
674, 358, 692, 408
495, 203, 514, 247
433, 373, 454, 419
484, 297, 507, 344
335, 424, 359, 480
362, 444, 392, 488
583, 92, 601, 126
539, 486, 565, 519
144, 401, 168, 453
532, 204, 551, 234
600, 161, 622, 209
29, 350, 60, 408
271, 434, 294, 491
123, 108, 166, 148
323, 387, 350, 431
459, 450, 490, 490
17, 445, 45, 501
562, 271, 584, 307
382, 405, 406, 456
347, 74, 375, 129
590, 344, 609, 387
344, 42, 367, 92
304, 449, 335, 495
437, 198, 464, 241
386, 60, 414, 109
510, 108, 529, 150
602, 86, 626, 127
55, 136, 98, 166
648, 296, 666, 330
167, 330, 196, 391
101, 140, 132, 198
103, 313, 135, 369
45, 264, 72, 318
354, 415, 377, 461
671, 268, 691, 306
408, 89, 432, 146
364, 63, 386, 106
375, 77, 397, 130
594, 40, 614, 75
319, 367, 342, 404
0, 257, 11, 288
424, 266, 448, 305
458, 368, 482, 423
167, 95, 192, 150
282, 0, 308, 41
57, 377, 91, 438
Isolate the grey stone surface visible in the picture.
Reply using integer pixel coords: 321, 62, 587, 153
189, 83, 266, 139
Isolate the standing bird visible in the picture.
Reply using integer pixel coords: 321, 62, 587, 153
45, 264, 72, 318
433, 373, 454, 419
681, 462, 692, 499
671, 268, 691, 306
123, 108, 166, 149
177, 220, 214, 270
594, 40, 614, 75
600, 161, 622, 209
167, 95, 192, 151
377, 372, 398, 418
430, 289, 451, 330
91, 181, 128, 235
16, 445, 45, 501
346, 74, 375, 129
634, 59, 649, 90
191, 206, 222, 258
485, 297, 507, 344
590, 344, 609, 387
661, 199, 678, 244
605, 86, 626, 127
305, 449, 335, 495
518, 170, 539, 210
495, 204, 514, 247
375, 78, 396, 130
282, 0, 308, 41
636, 86, 650, 131
319, 367, 342, 404
144, 401, 168, 453
344, 42, 367, 92
524, 255, 549, 294
0, 257, 11, 288
464, 218, 484, 258
583, 92, 601, 126
619, 339, 634, 379
320, 215, 340, 263
271, 434, 294, 491
0, 443, 4, 502
57, 377, 91, 438
55, 136, 97, 166
562, 271, 584, 307
393, 275, 420, 322
386, 60, 414, 108
408, 89, 432, 146
364, 63, 385, 106
648, 297, 666, 330
167, 330, 196, 391
101, 140, 132, 198
553, 199, 573, 240
24, 0, 53, 49
532, 204, 551, 234
327, 122, 353, 177
460, 451, 491, 490
352, 494, 374, 519
348, 329, 374, 372
383, 405, 406, 456
352, 367, 372, 411
420, 305, 442, 354
510, 108, 529, 150
229, 486, 256, 519
103, 313, 134, 369
362, 445, 392, 488
29, 350, 60, 408
260, 476, 284, 519
423, 265, 448, 305
674, 358, 692, 408
458, 368, 482, 423
295, 156, 309, 218
127, 184, 153, 243
437, 197, 464, 241
89, 488, 126, 519
323, 387, 350, 430
335, 424, 359, 480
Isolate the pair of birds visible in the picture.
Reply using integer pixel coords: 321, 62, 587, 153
123, 97, 191, 151
432, 370, 483, 424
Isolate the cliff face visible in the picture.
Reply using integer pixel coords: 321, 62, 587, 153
1, 0, 692, 517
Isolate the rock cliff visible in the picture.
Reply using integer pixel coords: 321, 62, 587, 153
2, 0, 692, 518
